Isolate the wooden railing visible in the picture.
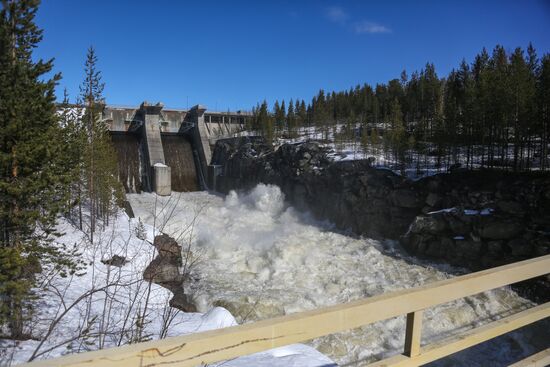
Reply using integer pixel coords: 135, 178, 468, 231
22, 254, 550, 367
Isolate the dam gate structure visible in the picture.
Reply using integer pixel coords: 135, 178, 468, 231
104, 102, 251, 195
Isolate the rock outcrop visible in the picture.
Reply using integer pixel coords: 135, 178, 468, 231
211, 137, 550, 302
143, 234, 196, 312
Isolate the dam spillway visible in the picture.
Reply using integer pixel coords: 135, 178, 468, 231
103, 102, 251, 194
111, 132, 143, 193
161, 134, 199, 192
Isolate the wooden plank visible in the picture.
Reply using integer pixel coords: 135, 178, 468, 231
20, 255, 550, 367
404, 310, 423, 357
367, 302, 550, 367
509, 348, 550, 367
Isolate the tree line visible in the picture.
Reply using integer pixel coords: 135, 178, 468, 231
0, 0, 121, 339
250, 44, 550, 172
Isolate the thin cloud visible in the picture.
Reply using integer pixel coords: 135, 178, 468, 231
353, 21, 391, 34
326, 6, 349, 24
325, 5, 391, 35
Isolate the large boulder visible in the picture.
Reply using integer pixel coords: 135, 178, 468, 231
478, 218, 523, 240
143, 234, 196, 311
154, 233, 182, 259
143, 256, 184, 284
408, 215, 447, 235
391, 189, 424, 208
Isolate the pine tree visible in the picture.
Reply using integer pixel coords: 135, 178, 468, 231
389, 98, 406, 165
258, 101, 273, 144
280, 99, 286, 135
298, 100, 307, 131
287, 99, 296, 138
58, 89, 85, 225
539, 55, 550, 170
509, 47, 533, 170
272, 100, 281, 137
473, 48, 490, 166
0, 0, 77, 338
78, 47, 122, 242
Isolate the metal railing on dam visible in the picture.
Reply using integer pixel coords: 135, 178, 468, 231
21, 255, 550, 367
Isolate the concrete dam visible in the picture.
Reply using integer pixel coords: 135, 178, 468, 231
104, 102, 251, 195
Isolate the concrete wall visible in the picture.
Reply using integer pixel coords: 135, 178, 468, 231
103, 102, 251, 194
111, 132, 143, 193
162, 134, 199, 192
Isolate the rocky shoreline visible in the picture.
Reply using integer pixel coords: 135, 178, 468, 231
211, 137, 550, 302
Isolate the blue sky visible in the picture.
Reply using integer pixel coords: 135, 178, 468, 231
34, 0, 550, 111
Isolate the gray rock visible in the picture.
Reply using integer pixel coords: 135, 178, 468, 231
143, 257, 184, 284
391, 189, 423, 208
154, 234, 182, 259
478, 219, 523, 240
409, 215, 447, 234
170, 292, 197, 312
497, 200, 524, 215
535, 243, 550, 256
425, 193, 440, 207
448, 216, 470, 235
508, 238, 532, 257
426, 237, 453, 258
487, 241, 503, 256
455, 240, 482, 260
101, 255, 127, 267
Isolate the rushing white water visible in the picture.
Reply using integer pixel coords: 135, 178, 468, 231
128, 185, 549, 366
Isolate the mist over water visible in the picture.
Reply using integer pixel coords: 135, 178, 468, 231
128, 185, 549, 366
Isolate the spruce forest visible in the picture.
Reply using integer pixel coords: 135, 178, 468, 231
250, 45, 550, 173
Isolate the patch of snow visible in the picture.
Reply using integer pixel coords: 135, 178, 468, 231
480, 208, 494, 216
213, 344, 336, 367
200, 307, 237, 329
428, 207, 457, 215
464, 208, 494, 216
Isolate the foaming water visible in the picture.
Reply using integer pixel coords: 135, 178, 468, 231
128, 185, 549, 366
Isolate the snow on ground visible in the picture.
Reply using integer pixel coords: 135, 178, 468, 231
129, 185, 550, 366
269, 125, 550, 179
0, 208, 334, 366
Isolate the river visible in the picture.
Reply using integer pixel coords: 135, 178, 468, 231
128, 184, 549, 366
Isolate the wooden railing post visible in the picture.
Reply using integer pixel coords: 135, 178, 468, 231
404, 310, 423, 357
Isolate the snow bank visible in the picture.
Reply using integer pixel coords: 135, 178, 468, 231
428, 207, 494, 216
0, 208, 334, 367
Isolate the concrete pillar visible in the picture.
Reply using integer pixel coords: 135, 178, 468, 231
189, 105, 211, 188
141, 102, 166, 166
154, 164, 171, 196
138, 102, 171, 194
